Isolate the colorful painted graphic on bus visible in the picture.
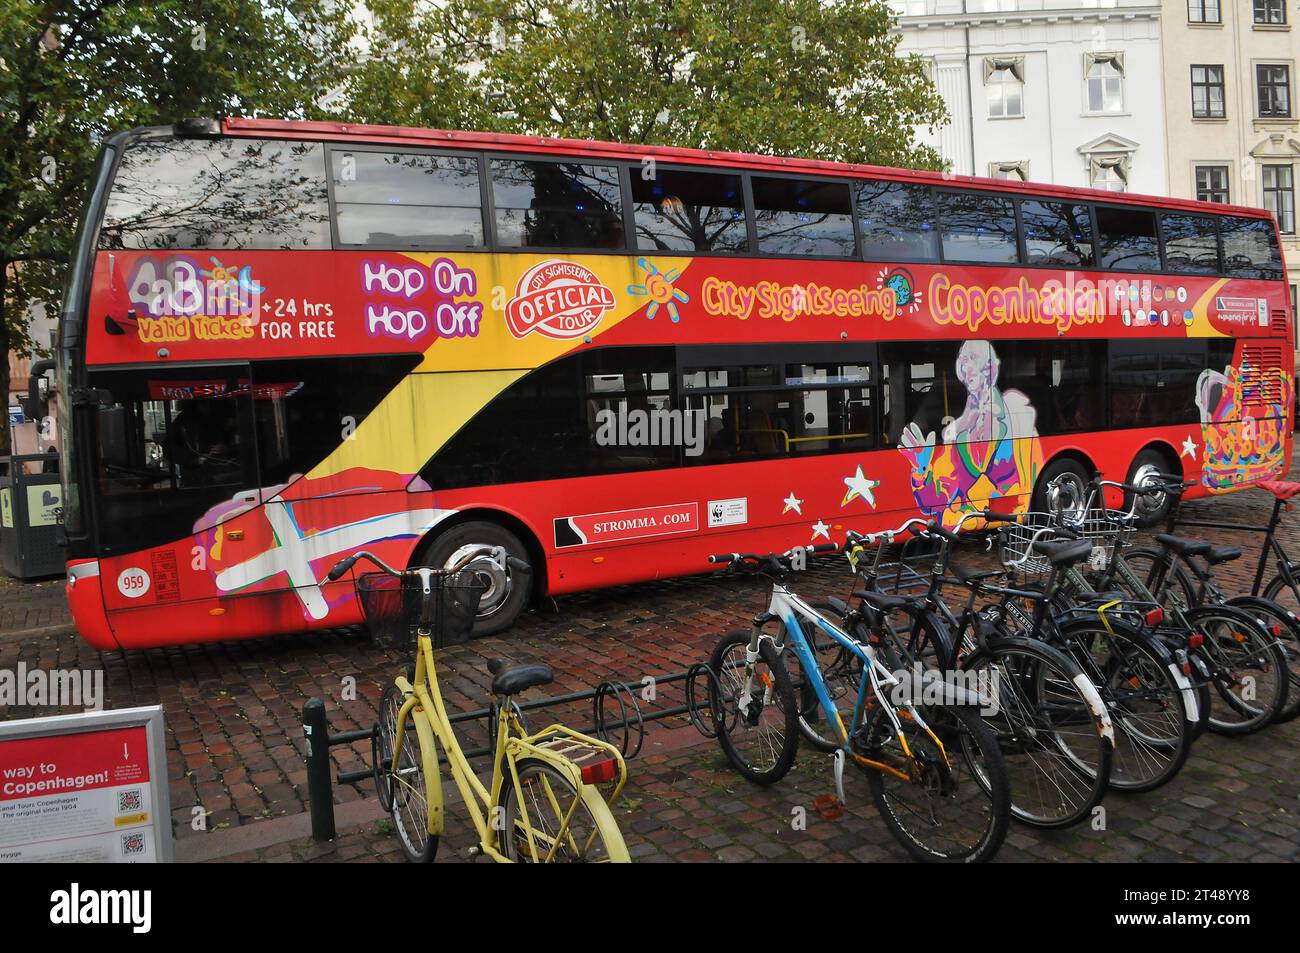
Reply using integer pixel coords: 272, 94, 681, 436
1197, 360, 1294, 492
899, 340, 1043, 528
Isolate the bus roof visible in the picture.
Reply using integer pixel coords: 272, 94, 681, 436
223, 116, 1275, 222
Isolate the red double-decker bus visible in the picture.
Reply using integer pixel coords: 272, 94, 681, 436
54, 117, 1292, 649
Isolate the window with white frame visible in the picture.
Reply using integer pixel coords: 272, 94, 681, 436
1085, 53, 1124, 113
1191, 65, 1226, 118
1257, 64, 1293, 117
984, 57, 1024, 118
1090, 157, 1128, 192
1187, 0, 1221, 23
1195, 165, 1230, 203
1263, 164, 1296, 233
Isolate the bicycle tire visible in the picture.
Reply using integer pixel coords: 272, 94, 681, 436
374, 684, 405, 814
1054, 617, 1194, 793
1112, 547, 1197, 612
1255, 579, 1300, 724
388, 696, 439, 863
708, 630, 799, 785
1184, 603, 1289, 735
497, 758, 630, 863
960, 637, 1113, 829
866, 703, 1011, 863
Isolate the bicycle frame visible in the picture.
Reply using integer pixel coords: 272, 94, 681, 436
742, 579, 946, 782
389, 630, 628, 863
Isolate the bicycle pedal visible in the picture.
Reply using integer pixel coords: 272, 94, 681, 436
832, 748, 846, 807
813, 793, 844, 821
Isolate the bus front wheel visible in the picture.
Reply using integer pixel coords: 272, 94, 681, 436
418, 521, 533, 637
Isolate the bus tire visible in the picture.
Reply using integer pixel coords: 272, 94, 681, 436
417, 521, 532, 637
1030, 456, 1091, 519
1125, 449, 1177, 527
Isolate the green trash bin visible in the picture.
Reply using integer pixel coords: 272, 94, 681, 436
0, 454, 66, 580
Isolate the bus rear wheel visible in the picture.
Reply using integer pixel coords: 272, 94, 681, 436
1031, 457, 1091, 520
417, 521, 532, 637
1125, 449, 1178, 527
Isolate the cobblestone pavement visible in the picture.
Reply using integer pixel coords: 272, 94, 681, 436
3, 461, 1299, 862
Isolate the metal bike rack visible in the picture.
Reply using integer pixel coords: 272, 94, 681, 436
301, 663, 721, 841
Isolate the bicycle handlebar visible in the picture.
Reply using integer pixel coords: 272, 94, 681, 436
327, 545, 513, 582
707, 543, 839, 568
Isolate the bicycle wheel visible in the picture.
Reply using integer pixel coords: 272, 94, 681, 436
864, 703, 1010, 863
708, 630, 799, 784
783, 605, 862, 753
960, 638, 1113, 829
388, 696, 438, 863
1112, 548, 1196, 612
498, 758, 629, 863
374, 683, 405, 813
1185, 604, 1288, 735
1255, 579, 1300, 723
1055, 618, 1193, 793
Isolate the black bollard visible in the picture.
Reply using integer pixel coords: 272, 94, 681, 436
303, 697, 336, 841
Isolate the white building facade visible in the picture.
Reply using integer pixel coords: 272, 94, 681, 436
889, 0, 1167, 195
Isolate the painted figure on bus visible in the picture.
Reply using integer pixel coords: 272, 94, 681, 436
898, 340, 1043, 528
1196, 358, 1293, 492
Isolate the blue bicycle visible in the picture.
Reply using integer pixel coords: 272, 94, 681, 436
704, 538, 1011, 863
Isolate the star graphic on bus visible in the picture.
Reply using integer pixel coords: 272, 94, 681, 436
1181, 435, 1198, 459
841, 466, 880, 508
627, 258, 690, 323
782, 491, 803, 515
811, 519, 831, 541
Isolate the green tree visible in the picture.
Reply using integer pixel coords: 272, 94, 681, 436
342, 0, 947, 168
0, 0, 352, 452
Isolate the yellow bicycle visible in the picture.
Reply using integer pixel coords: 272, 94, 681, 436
328, 547, 630, 863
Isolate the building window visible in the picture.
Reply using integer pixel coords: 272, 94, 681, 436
985, 58, 1024, 118
1090, 157, 1128, 192
1263, 164, 1296, 233
1257, 64, 1293, 117
1254, 0, 1287, 25
1195, 165, 1230, 203
1191, 65, 1226, 118
1085, 53, 1124, 113
1187, 0, 1221, 23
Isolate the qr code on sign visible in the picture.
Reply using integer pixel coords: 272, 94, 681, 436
121, 832, 146, 856
118, 788, 143, 812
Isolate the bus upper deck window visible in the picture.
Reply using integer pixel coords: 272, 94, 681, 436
1221, 217, 1283, 280
1161, 212, 1221, 275
99, 138, 330, 251
332, 150, 484, 248
631, 168, 748, 253
855, 180, 938, 263
1095, 206, 1160, 272
1020, 199, 1095, 268
935, 190, 1019, 265
751, 176, 855, 258
490, 159, 624, 250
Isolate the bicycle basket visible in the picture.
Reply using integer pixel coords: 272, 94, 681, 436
996, 512, 1060, 575
355, 570, 487, 648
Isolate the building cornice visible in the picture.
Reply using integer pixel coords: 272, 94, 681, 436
893, 4, 1161, 32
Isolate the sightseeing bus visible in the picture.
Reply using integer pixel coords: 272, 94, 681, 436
54, 117, 1293, 650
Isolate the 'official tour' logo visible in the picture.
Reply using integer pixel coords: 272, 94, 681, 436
505, 259, 616, 339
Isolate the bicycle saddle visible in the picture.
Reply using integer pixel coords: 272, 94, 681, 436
486, 657, 554, 695
1260, 480, 1300, 500
1154, 534, 1212, 558
950, 562, 1005, 585
1203, 545, 1242, 565
1030, 537, 1093, 567
851, 590, 919, 612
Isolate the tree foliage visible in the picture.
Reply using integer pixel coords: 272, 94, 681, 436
343, 0, 947, 168
0, 0, 352, 450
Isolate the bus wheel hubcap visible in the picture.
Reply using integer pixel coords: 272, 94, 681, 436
1048, 475, 1086, 519
1131, 463, 1166, 517
445, 544, 511, 616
